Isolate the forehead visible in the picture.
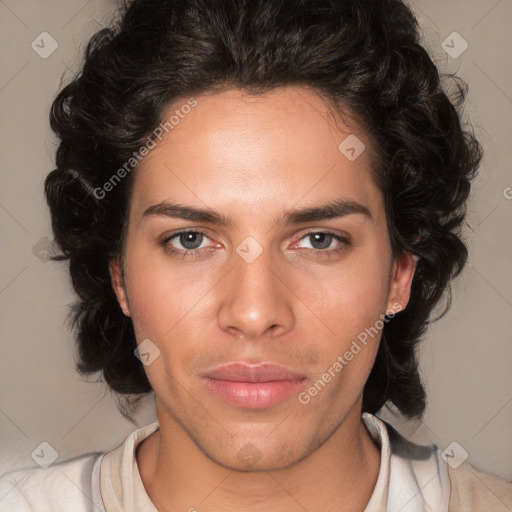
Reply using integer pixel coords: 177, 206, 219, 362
129, 85, 382, 225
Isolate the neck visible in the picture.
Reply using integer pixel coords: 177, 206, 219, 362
137, 401, 381, 512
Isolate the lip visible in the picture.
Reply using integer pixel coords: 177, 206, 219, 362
203, 362, 306, 382
203, 362, 307, 409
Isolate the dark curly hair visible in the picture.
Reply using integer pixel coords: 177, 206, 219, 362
45, 0, 482, 421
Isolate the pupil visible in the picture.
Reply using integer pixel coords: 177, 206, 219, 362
311, 233, 331, 250
181, 232, 202, 249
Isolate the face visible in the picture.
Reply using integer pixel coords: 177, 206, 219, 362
110, 85, 416, 471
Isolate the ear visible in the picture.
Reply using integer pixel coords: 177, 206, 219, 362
109, 257, 131, 317
386, 252, 419, 314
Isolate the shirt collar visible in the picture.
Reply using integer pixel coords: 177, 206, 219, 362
362, 412, 450, 511
99, 412, 450, 512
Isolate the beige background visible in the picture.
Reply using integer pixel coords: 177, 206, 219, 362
1, 0, 511, 483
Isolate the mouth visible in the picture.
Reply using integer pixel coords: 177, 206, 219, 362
202, 362, 307, 409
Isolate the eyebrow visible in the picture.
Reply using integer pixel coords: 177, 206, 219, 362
142, 198, 373, 226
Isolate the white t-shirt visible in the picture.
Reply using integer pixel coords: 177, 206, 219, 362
1, 412, 511, 511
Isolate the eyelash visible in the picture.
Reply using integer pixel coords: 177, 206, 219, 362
160, 229, 350, 260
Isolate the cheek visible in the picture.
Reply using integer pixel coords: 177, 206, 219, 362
124, 252, 209, 343
305, 265, 388, 403
124, 261, 211, 389
309, 255, 391, 343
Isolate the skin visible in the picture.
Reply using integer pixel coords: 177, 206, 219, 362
109, 85, 417, 512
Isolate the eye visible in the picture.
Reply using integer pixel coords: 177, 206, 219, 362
170, 231, 207, 250
160, 229, 350, 261
294, 231, 350, 258
161, 230, 216, 259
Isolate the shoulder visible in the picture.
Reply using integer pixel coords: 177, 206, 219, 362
0, 452, 103, 512
447, 460, 512, 512
384, 418, 512, 511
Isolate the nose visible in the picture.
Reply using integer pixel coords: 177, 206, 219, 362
217, 246, 295, 341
